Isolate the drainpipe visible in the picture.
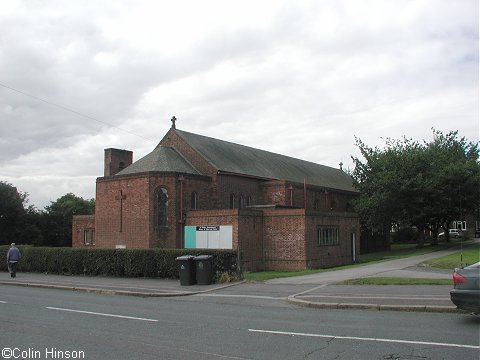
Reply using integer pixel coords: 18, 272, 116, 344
178, 175, 185, 248
287, 184, 294, 206
303, 178, 307, 209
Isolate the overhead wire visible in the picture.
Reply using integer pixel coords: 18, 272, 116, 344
0, 81, 157, 143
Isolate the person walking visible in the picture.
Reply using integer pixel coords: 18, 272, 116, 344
7, 243, 21, 278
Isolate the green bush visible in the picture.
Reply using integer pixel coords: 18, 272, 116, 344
0, 246, 238, 282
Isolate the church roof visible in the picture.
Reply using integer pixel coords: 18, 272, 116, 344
117, 146, 200, 176
174, 129, 356, 193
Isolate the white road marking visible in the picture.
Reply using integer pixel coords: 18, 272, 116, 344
46, 306, 158, 322
0, 300, 7, 304
248, 329, 479, 350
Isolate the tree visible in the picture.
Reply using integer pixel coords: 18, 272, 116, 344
0, 181, 44, 245
425, 130, 480, 242
42, 193, 94, 247
351, 130, 480, 247
0, 181, 26, 244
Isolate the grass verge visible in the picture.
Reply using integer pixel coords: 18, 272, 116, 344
339, 277, 452, 286
421, 247, 479, 270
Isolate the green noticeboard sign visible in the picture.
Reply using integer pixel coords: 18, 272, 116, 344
184, 225, 233, 249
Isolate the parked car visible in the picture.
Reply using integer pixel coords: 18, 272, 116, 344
450, 262, 480, 314
438, 229, 464, 239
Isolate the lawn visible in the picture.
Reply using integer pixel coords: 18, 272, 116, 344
422, 247, 479, 270
358, 241, 468, 263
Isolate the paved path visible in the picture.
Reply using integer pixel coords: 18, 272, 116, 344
266, 247, 465, 285
0, 272, 240, 297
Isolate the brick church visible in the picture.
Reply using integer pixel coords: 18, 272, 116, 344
72, 117, 360, 271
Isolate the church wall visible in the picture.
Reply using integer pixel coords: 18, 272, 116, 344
262, 181, 288, 205
217, 175, 264, 209
185, 208, 265, 272
72, 215, 95, 247
95, 176, 152, 249
262, 180, 357, 211
262, 208, 308, 271
304, 212, 360, 269
180, 175, 214, 211
147, 174, 178, 248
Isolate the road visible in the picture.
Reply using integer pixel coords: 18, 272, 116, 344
1, 285, 478, 360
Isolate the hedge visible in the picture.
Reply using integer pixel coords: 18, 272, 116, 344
0, 246, 238, 281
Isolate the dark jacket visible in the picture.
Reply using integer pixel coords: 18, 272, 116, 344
7, 246, 21, 262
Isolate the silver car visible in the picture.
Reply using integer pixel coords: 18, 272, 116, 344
450, 262, 480, 314
439, 229, 465, 239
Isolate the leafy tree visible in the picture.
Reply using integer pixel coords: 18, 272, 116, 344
0, 181, 44, 245
425, 130, 480, 241
351, 130, 480, 247
42, 193, 94, 247
0, 181, 27, 245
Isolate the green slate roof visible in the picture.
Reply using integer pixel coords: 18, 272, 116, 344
117, 146, 200, 176
175, 129, 356, 193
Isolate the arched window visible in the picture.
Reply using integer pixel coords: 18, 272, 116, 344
247, 196, 252, 207
191, 191, 197, 210
239, 195, 245, 209
314, 199, 319, 210
229, 194, 236, 209
118, 161, 125, 172
155, 187, 168, 227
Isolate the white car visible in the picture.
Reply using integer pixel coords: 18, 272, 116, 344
438, 229, 464, 239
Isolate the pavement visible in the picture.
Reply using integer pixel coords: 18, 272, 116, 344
1, 242, 477, 314
0, 272, 240, 297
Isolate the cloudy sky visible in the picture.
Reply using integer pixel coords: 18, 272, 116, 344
1, 0, 478, 209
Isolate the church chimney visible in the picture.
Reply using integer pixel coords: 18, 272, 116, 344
104, 148, 133, 177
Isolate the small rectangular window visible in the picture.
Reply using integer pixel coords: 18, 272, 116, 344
317, 226, 339, 246
453, 220, 466, 231
84, 229, 95, 246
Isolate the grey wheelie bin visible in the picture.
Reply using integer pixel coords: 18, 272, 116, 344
194, 255, 213, 285
176, 255, 196, 286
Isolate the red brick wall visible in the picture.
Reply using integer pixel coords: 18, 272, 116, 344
259, 208, 360, 271
217, 175, 264, 209
72, 215, 95, 247
305, 211, 360, 268
235, 209, 264, 271
160, 130, 218, 177
262, 181, 288, 205
147, 175, 178, 248
181, 175, 215, 211
262, 208, 307, 271
104, 148, 133, 177
95, 176, 151, 248
94, 172, 222, 250
185, 209, 264, 271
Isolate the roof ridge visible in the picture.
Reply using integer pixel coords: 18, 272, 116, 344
175, 128, 341, 172
174, 128, 356, 192
168, 145, 203, 175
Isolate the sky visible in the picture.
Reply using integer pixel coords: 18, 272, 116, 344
0, 0, 478, 209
